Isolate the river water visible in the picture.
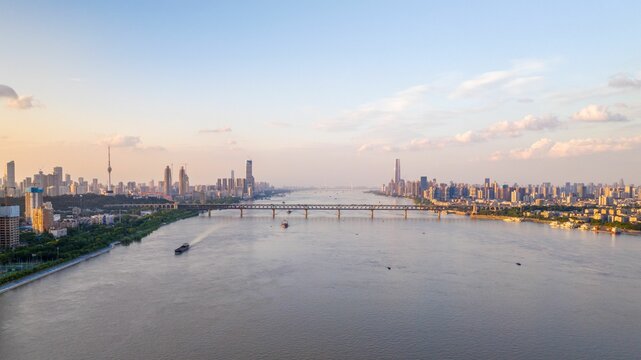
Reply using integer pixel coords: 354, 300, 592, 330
1, 190, 641, 359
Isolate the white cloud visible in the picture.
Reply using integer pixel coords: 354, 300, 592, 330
571, 104, 627, 122
266, 121, 292, 128
493, 135, 641, 160
507, 138, 554, 159
609, 73, 641, 89
100, 135, 142, 147
453, 115, 560, 144
357, 114, 561, 152
450, 60, 545, 98
0, 84, 35, 109
316, 85, 428, 132
199, 127, 232, 133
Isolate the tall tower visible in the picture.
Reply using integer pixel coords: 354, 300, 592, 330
53, 166, 63, 187
163, 166, 172, 196
245, 160, 254, 196
178, 166, 188, 195
5, 161, 15, 188
24, 187, 44, 223
107, 146, 113, 194
394, 159, 401, 184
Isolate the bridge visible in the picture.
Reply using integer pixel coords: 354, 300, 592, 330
105, 202, 508, 219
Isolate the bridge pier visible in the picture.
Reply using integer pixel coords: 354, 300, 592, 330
370, 209, 374, 219
337, 209, 341, 219
272, 208, 275, 219
404, 209, 408, 219
304, 209, 308, 219
438, 210, 441, 220
240, 209, 243, 218
208, 210, 211, 217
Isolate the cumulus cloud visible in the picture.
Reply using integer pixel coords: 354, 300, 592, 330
609, 73, 641, 89
571, 104, 627, 122
450, 60, 545, 98
357, 114, 561, 152
98, 134, 164, 151
100, 135, 142, 147
0, 84, 35, 109
199, 127, 232, 133
453, 115, 561, 143
316, 85, 429, 132
492, 136, 641, 160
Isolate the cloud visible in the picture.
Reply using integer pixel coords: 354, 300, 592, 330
493, 135, 641, 160
454, 115, 561, 143
357, 114, 561, 152
316, 85, 428, 132
450, 60, 545, 98
199, 127, 232, 133
609, 73, 641, 89
571, 104, 627, 122
7, 96, 35, 109
0, 84, 35, 109
100, 135, 142, 148
266, 121, 292, 128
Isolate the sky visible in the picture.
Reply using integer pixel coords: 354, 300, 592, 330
1, 0, 641, 186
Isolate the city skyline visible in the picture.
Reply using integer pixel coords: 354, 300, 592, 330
2, 1, 641, 185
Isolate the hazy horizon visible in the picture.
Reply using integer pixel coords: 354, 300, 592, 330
2, 1, 640, 186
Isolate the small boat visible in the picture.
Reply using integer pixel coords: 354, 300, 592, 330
611, 227, 621, 235
281, 220, 289, 229
287, 210, 292, 214
174, 243, 190, 254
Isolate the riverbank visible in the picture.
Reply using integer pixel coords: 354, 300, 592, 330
469, 213, 641, 236
0, 242, 119, 295
0, 209, 198, 292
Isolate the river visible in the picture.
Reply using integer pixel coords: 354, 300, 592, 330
1, 190, 641, 359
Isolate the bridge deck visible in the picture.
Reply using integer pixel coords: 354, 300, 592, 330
179, 204, 446, 210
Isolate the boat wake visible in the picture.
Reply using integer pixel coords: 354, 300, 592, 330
190, 224, 225, 247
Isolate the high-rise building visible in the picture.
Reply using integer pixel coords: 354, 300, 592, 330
178, 166, 189, 195
5, 160, 16, 188
394, 159, 401, 184
107, 146, 113, 194
53, 166, 63, 187
0, 205, 20, 248
163, 166, 172, 196
245, 160, 254, 196
420, 176, 428, 192
25, 187, 44, 223
33, 202, 54, 234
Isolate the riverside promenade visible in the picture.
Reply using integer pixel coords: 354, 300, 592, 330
0, 242, 119, 295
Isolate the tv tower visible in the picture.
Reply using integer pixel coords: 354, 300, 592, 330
107, 146, 113, 194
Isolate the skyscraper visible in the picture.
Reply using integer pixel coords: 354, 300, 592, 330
107, 146, 113, 194
0, 205, 20, 248
163, 166, 172, 195
5, 161, 15, 188
53, 166, 63, 187
25, 187, 44, 223
245, 160, 254, 196
394, 159, 401, 184
178, 166, 188, 195
33, 203, 54, 234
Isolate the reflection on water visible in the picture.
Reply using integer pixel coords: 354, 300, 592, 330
1, 190, 641, 360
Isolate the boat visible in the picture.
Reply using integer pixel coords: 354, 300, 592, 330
174, 243, 190, 254
611, 227, 622, 235
281, 220, 289, 229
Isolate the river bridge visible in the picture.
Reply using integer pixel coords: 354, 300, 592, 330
105, 202, 505, 219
